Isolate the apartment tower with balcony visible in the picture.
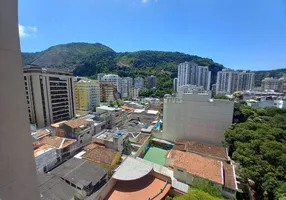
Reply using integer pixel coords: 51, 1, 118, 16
24, 66, 75, 128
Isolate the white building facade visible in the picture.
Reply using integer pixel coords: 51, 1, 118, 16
216, 69, 255, 94
163, 92, 234, 145
177, 62, 211, 91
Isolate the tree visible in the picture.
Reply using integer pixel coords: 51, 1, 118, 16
173, 189, 222, 200
191, 179, 222, 198
224, 106, 286, 199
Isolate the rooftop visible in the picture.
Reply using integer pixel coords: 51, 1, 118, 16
106, 175, 171, 200
51, 120, 68, 128
121, 106, 135, 111
39, 136, 76, 149
37, 172, 76, 200
64, 119, 89, 128
83, 142, 104, 151
146, 110, 159, 115
51, 157, 108, 189
96, 130, 128, 142
168, 150, 223, 185
34, 144, 54, 157
32, 129, 50, 140
97, 106, 121, 111
82, 146, 119, 165
174, 138, 228, 161
224, 163, 237, 190
113, 157, 152, 181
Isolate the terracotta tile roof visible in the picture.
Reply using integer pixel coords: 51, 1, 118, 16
82, 146, 119, 165
39, 136, 76, 149
63, 119, 89, 128
34, 145, 53, 157
121, 106, 135, 111
169, 150, 223, 185
51, 120, 68, 128
106, 175, 171, 200
83, 142, 104, 151
32, 129, 50, 140
224, 163, 237, 190
174, 138, 228, 160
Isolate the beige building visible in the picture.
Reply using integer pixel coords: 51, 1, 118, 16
24, 66, 75, 128
100, 82, 116, 102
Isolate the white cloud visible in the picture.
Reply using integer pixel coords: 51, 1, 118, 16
19, 24, 37, 38
141, 0, 148, 3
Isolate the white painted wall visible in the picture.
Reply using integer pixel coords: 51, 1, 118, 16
163, 93, 234, 145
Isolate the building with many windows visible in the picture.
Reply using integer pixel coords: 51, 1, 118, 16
261, 76, 286, 92
101, 74, 122, 95
121, 77, 133, 98
74, 78, 100, 114
177, 62, 211, 91
146, 75, 157, 89
99, 82, 116, 102
24, 66, 75, 128
134, 77, 144, 89
216, 69, 255, 94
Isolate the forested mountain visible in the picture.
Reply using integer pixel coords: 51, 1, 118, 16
22, 42, 286, 90
22, 42, 223, 96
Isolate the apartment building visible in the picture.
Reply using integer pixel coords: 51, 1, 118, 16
101, 74, 122, 95
177, 62, 211, 91
74, 78, 100, 113
134, 77, 144, 89
121, 77, 133, 98
100, 82, 116, 102
261, 75, 286, 92
163, 92, 234, 145
173, 78, 178, 92
216, 69, 255, 94
146, 75, 157, 89
24, 66, 75, 128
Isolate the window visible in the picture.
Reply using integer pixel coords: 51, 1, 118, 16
177, 168, 184, 172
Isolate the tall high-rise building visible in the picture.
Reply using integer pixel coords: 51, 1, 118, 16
101, 74, 122, 95
146, 75, 157, 89
100, 82, 116, 102
216, 69, 255, 94
177, 62, 211, 90
97, 73, 106, 81
198, 66, 211, 90
121, 77, 133, 98
24, 66, 75, 128
173, 78, 178, 92
134, 77, 144, 89
74, 79, 100, 113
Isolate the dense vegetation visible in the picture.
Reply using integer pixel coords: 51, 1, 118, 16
22, 42, 223, 97
167, 179, 223, 200
225, 106, 286, 199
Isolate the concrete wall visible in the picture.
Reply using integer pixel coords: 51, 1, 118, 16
35, 148, 57, 172
163, 93, 234, 145
95, 178, 117, 200
0, 0, 40, 199
134, 135, 151, 158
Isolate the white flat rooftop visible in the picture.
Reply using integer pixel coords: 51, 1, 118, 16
97, 106, 121, 111
134, 109, 144, 113
146, 110, 159, 115
112, 157, 152, 181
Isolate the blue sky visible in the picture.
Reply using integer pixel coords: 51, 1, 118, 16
19, 0, 286, 70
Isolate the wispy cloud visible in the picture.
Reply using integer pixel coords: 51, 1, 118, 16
141, 0, 148, 3
19, 24, 37, 38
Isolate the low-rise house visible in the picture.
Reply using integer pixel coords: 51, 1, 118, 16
165, 150, 237, 199
39, 135, 77, 162
31, 129, 50, 149
50, 157, 108, 197
38, 172, 82, 200
96, 106, 127, 127
51, 119, 93, 147
82, 146, 121, 175
95, 130, 130, 154
34, 144, 57, 172
173, 138, 229, 161
130, 109, 160, 125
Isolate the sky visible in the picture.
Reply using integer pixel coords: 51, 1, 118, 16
19, 0, 286, 70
